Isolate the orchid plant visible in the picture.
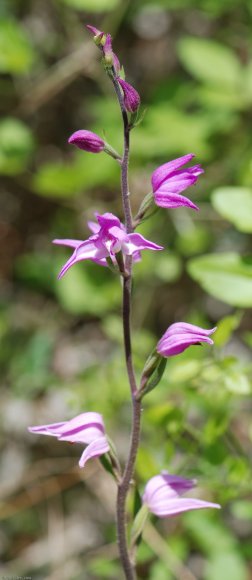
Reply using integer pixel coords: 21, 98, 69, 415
29, 26, 220, 580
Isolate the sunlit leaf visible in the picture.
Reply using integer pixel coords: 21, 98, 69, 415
178, 37, 242, 89
0, 118, 34, 174
188, 253, 252, 307
55, 259, 121, 315
214, 312, 242, 347
0, 20, 34, 74
212, 187, 252, 232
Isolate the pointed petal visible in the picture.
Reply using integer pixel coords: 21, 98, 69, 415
163, 323, 217, 338
126, 233, 163, 254
97, 213, 122, 230
154, 191, 199, 210
157, 334, 214, 356
58, 240, 107, 278
79, 436, 110, 468
53, 239, 83, 249
28, 422, 67, 437
161, 472, 197, 494
149, 497, 221, 518
86, 25, 103, 37
152, 154, 195, 192
87, 221, 100, 234
58, 412, 105, 444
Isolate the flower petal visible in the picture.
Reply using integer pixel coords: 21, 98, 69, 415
154, 191, 199, 210
162, 323, 217, 339
79, 436, 110, 468
152, 154, 195, 192
28, 422, 67, 437
58, 412, 106, 444
125, 233, 163, 254
53, 239, 83, 249
149, 497, 220, 518
58, 240, 108, 278
157, 334, 214, 356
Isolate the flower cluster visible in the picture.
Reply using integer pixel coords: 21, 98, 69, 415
29, 413, 220, 517
29, 25, 220, 573
86, 24, 140, 113
54, 212, 163, 278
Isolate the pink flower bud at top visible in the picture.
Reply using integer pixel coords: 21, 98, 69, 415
117, 78, 140, 113
68, 130, 105, 153
86, 24, 106, 46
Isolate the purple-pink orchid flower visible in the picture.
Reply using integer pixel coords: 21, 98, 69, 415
117, 78, 140, 113
68, 130, 105, 153
28, 412, 109, 468
152, 154, 203, 210
157, 322, 216, 357
53, 212, 163, 278
143, 472, 220, 518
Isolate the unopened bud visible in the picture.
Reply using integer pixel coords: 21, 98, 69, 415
117, 78, 140, 113
68, 130, 105, 153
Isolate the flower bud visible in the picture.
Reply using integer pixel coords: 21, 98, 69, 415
68, 130, 105, 153
86, 24, 106, 46
117, 78, 140, 113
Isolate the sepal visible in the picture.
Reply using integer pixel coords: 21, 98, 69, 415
130, 504, 149, 550
138, 351, 167, 398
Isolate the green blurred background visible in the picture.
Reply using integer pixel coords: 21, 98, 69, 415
1, 0, 252, 578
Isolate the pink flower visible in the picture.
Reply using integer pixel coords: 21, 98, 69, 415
157, 322, 216, 357
53, 212, 163, 278
28, 412, 109, 468
152, 154, 203, 210
143, 472, 220, 518
68, 130, 105, 153
117, 78, 140, 113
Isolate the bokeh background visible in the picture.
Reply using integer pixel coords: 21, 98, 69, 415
1, 0, 252, 578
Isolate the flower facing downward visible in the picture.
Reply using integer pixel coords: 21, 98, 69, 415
68, 130, 105, 153
53, 212, 163, 278
157, 322, 216, 357
117, 78, 140, 113
152, 154, 204, 210
28, 412, 109, 468
143, 472, 220, 518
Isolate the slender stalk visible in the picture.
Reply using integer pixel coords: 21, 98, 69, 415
111, 73, 142, 579
116, 397, 142, 580
111, 75, 133, 234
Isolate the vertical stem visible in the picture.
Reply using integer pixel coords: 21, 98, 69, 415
116, 398, 142, 580
111, 73, 142, 579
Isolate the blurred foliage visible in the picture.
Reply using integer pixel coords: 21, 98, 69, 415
1, 0, 252, 578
